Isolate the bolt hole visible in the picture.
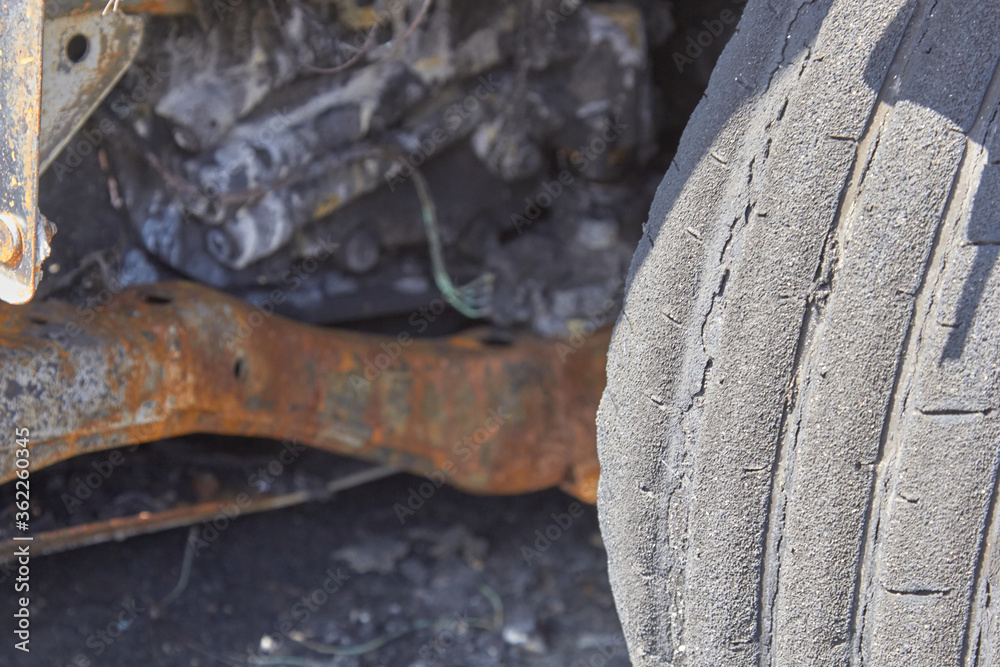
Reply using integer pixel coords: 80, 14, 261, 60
66, 34, 89, 63
28, 316, 48, 326
233, 357, 248, 381
143, 293, 173, 305
480, 328, 514, 346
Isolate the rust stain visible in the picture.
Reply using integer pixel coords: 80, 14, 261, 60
0, 283, 608, 503
0, 0, 50, 302
591, 3, 646, 50
121, 0, 197, 14
312, 193, 343, 220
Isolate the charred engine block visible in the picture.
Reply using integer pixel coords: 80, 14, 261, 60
101, 0, 670, 335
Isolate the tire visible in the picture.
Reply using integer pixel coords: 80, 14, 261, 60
597, 0, 1000, 665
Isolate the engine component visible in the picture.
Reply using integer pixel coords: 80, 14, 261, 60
102, 0, 661, 335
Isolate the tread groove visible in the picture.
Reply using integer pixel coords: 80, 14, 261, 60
861, 38, 1000, 667
959, 56, 1000, 667
814, 3, 942, 662
758, 296, 815, 666
963, 457, 1000, 663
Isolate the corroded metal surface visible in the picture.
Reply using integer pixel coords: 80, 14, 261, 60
43, 0, 197, 18
0, 282, 606, 502
39, 10, 145, 172
0, 0, 51, 304
117, 0, 196, 14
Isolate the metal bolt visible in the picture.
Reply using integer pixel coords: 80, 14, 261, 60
172, 125, 201, 152
205, 228, 239, 265
342, 228, 380, 274
0, 214, 24, 267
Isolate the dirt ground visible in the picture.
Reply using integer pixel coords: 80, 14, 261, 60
0, 441, 627, 667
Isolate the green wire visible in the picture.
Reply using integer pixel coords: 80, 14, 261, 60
274, 584, 505, 662
290, 618, 433, 656
411, 169, 494, 319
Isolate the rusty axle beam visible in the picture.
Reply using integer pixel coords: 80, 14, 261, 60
0, 282, 606, 502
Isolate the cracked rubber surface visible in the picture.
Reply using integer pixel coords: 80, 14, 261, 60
597, 0, 1000, 665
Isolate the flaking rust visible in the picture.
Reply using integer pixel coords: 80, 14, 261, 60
0, 282, 606, 502
0, 0, 49, 304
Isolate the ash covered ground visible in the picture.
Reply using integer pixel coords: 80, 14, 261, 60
0, 442, 627, 667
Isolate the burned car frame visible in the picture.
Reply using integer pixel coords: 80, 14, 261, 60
0, 0, 684, 554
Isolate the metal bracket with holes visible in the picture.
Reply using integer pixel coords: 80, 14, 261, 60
0, 0, 52, 304
0, 0, 148, 304
39, 10, 146, 172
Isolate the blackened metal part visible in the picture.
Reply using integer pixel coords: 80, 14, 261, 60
147, 3, 337, 151
101, 0, 659, 335
486, 176, 653, 337
230, 250, 445, 325
0, 281, 606, 502
116, 71, 480, 272
0, 0, 51, 304
341, 227, 381, 273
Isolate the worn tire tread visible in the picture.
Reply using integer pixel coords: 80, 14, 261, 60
597, 0, 1000, 665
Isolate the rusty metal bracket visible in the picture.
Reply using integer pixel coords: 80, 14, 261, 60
39, 11, 146, 172
0, 282, 606, 502
46, 0, 197, 17
1, 0, 146, 304
0, 0, 51, 304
